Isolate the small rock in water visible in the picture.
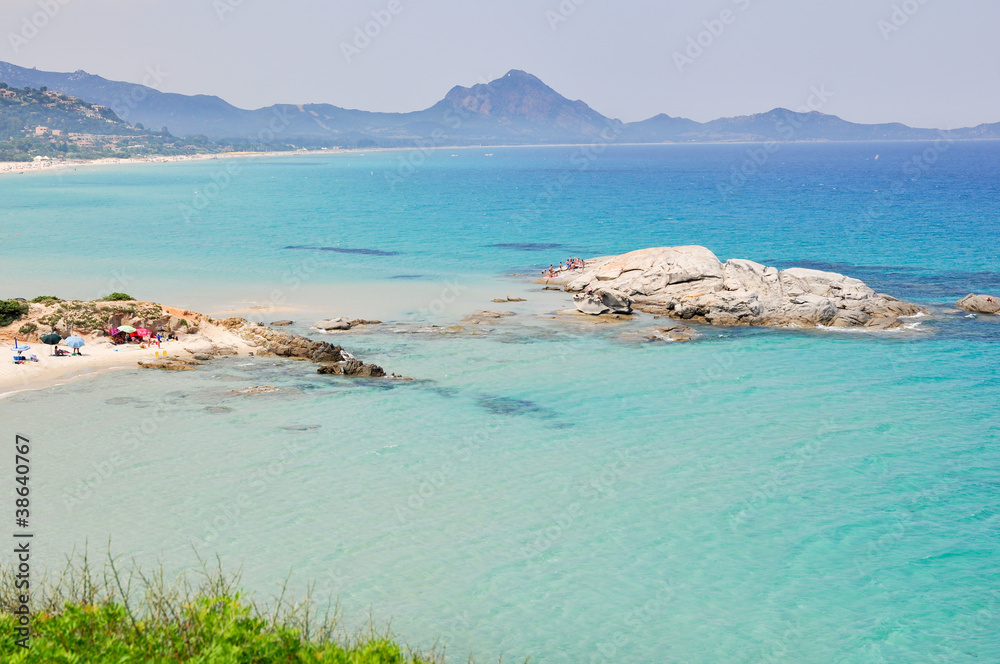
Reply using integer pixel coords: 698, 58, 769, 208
621, 324, 698, 343
270, 320, 294, 326
314, 318, 352, 331
317, 359, 387, 378
957, 293, 1000, 315
492, 296, 527, 303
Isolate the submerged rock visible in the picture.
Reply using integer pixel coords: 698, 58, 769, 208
462, 311, 516, 325
552, 246, 922, 329
270, 320, 294, 326
492, 296, 527, 303
138, 357, 201, 371
621, 324, 699, 343
229, 385, 280, 395
957, 294, 1000, 315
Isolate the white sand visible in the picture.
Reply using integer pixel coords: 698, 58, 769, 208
0, 149, 344, 177
0, 320, 256, 399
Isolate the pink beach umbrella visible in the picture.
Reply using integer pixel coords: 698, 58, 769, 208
136, 328, 152, 338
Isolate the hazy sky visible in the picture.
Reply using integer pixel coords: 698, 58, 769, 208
2, 0, 998, 128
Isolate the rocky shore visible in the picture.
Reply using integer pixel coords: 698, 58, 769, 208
0, 299, 392, 390
542, 246, 923, 329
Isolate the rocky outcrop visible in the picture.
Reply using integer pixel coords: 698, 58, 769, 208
573, 289, 633, 315
219, 318, 345, 362
217, 317, 392, 377
551, 246, 921, 329
958, 294, 1000, 315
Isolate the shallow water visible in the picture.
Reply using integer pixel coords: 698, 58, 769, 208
1, 142, 999, 663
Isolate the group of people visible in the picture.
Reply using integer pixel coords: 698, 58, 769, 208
541, 257, 587, 279
111, 330, 178, 346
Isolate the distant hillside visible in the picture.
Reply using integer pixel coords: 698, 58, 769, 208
0, 82, 223, 161
2, 61, 998, 147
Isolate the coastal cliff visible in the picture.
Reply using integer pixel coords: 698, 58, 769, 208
543, 246, 922, 329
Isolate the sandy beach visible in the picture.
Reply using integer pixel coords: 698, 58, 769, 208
0, 148, 345, 177
0, 313, 257, 399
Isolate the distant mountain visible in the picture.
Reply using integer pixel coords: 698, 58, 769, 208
2, 61, 997, 147
0, 82, 228, 160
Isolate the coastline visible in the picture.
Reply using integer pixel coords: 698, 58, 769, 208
0, 314, 257, 399
7, 137, 1000, 177
0, 148, 345, 177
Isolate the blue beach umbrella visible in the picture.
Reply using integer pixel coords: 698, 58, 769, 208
64, 336, 86, 353
10, 338, 30, 353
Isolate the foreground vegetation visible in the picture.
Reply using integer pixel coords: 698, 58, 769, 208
0, 553, 446, 663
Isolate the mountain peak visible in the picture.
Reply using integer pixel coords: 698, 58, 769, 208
435, 70, 610, 136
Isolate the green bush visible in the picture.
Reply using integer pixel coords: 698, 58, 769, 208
30, 295, 62, 304
100, 292, 135, 302
17, 323, 37, 335
0, 299, 29, 327
0, 555, 445, 664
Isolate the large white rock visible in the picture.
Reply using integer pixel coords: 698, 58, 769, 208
547, 245, 921, 328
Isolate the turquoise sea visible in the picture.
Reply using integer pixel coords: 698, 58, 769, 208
2, 142, 999, 663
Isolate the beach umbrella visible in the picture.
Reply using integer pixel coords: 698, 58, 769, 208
109, 326, 119, 336
117, 325, 137, 334
40, 333, 62, 355
136, 328, 152, 338
64, 336, 85, 349
10, 339, 30, 358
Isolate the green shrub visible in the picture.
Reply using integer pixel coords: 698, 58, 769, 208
17, 323, 37, 335
0, 300, 29, 327
100, 292, 135, 302
30, 295, 62, 304
0, 555, 445, 663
